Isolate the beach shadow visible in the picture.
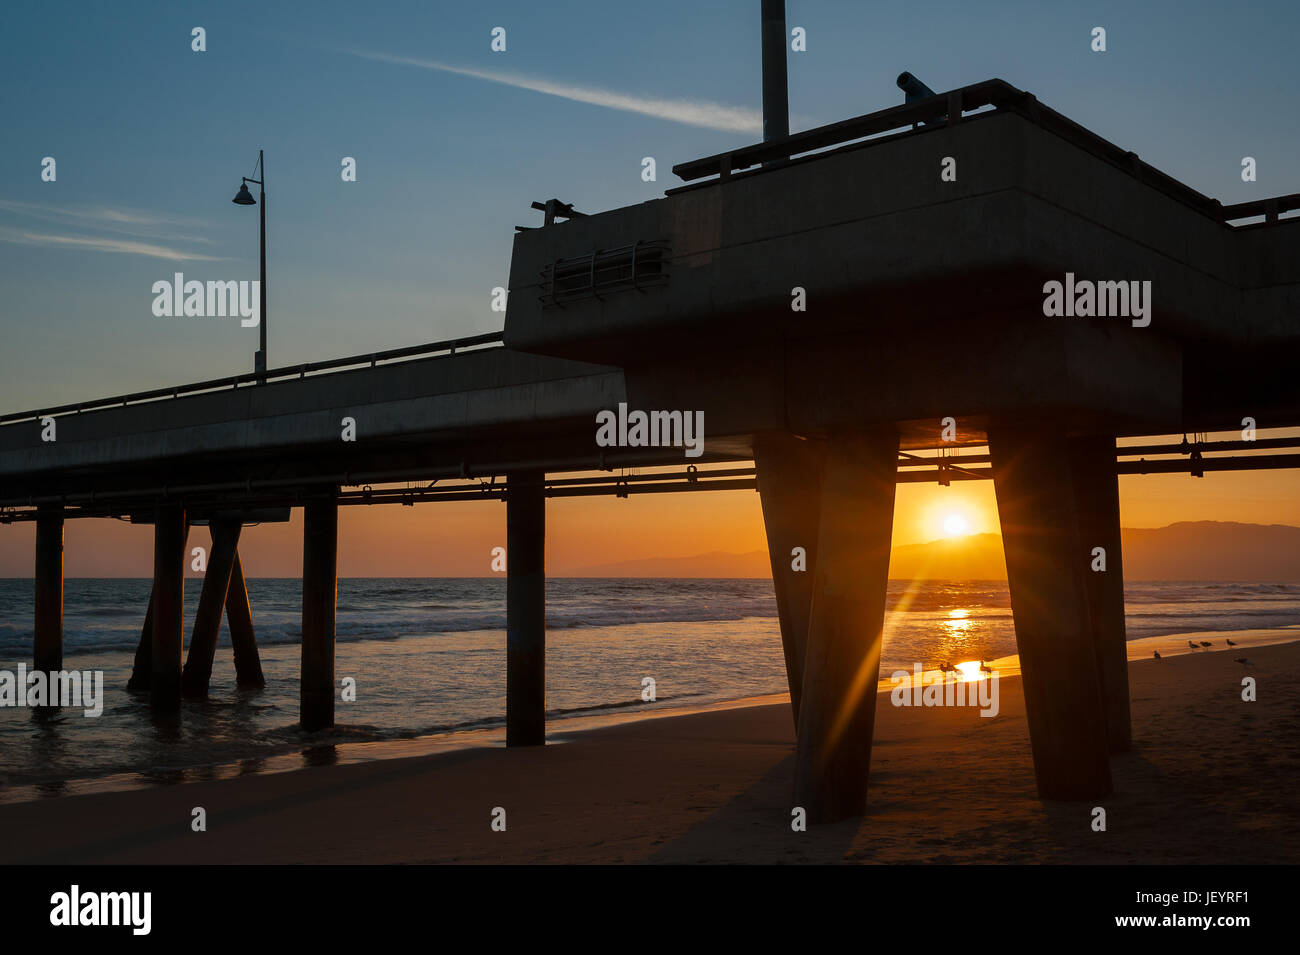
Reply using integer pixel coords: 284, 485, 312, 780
645, 754, 864, 864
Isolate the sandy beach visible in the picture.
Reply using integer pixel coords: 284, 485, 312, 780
0, 638, 1294, 865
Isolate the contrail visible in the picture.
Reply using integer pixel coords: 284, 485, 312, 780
346, 49, 763, 134
0, 200, 214, 244
0, 227, 223, 262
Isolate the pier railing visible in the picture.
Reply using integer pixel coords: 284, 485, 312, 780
671, 77, 1300, 228
0, 331, 504, 427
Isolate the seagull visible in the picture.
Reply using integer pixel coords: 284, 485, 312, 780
979, 661, 994, 675
1234, 657, 1253, 666
1153, 650, 1162, 659
1188, 641, 1200, 650
1200, 641, 1213, 648
1226, 638, 1237, 647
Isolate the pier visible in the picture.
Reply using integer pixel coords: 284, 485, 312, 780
2, 66, 1298, 822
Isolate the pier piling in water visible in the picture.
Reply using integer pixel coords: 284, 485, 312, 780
33, 504, 65, 675
793, 430, 898, 823
182, 519, 242, 698
226, 547, 265, 688
506, 470, 546, 747
127, 587, 154, 690
990, 427, 1112, 799
150, 504, 188, 714
300, 498, 338, 731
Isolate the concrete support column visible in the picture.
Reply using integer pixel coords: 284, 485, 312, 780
506, 470, 546, 747
990, 427, 1112, 800
127, 588, 154, 690
226, 548, 265, 688
150, 504, 188, 714
754, 432, 827, 730
33, 504, 65, 674
300, 498, 338, 731
794, 430, 898, 823
1070, 435, 1131, 754
182, 520, 241, 698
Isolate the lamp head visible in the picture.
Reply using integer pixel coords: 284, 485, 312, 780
232, 182, 256, 205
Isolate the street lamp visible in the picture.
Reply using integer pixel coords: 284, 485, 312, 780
232, 150, 267, 381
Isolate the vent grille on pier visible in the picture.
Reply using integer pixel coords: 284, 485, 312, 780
539, 240, 669, 308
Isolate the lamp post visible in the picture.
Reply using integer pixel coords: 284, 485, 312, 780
232, 150, 267, 381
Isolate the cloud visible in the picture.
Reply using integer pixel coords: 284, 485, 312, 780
0, 227, 224, 262
0, 200, 214, 243
345, 49, 763, 134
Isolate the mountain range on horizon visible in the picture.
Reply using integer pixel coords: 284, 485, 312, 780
565, 521, 1300, 581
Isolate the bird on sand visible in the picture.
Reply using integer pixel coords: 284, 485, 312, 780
1188, 640, 1200, 650
937, 662, 956, 681
979, 661, 994, 675
1226, 638, 1237, 646
1234, 657, 1253, 666
1153, 650, 1162, 659
1200, 641, 1213, 647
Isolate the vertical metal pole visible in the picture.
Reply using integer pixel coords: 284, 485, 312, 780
761, 0, 790, 149
150, 504, 187, 714
506, 470, 546, 746
33, 504, 64, 675
257, 149, 267, 381
301, 498, 338, 731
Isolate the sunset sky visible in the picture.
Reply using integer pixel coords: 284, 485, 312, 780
2, 0, 1298, 576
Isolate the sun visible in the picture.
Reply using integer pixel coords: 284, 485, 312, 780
941, 512, 971, 538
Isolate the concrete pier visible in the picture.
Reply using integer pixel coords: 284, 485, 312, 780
1070, 435, 1132, 753
181, 520, 241, 698
506, 470, 546, 747
793, 430, 898, 823
990, 427, 1112, 799
754, 432, 826, 730
33, 504, 64, 674
226, 548, 265, 688
150, 504, 188, 714
300, 499, 338, 731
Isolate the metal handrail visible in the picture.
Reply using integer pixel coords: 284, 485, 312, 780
0, 331, 505, 426
671, 77, 1297, 228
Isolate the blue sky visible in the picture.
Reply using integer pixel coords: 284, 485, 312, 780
1, 0, 1297, 411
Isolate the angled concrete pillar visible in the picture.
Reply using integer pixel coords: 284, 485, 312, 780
990, 427, 1112, 800
1070, 435, 1131, 754
794, 430, 898, 823
33, 504, 64, 675
150, 504, 188, 714
226, 548, 265, 688
127, 587, 154, 690
506, 470, 546, 747
300, 499, 338, 731
182, 520, 241, 698
754, 432, 827, 731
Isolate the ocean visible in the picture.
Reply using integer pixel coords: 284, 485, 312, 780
2, 577, 1299, 797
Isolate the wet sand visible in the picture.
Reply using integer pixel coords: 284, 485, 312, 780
1, 640, 1295, 864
